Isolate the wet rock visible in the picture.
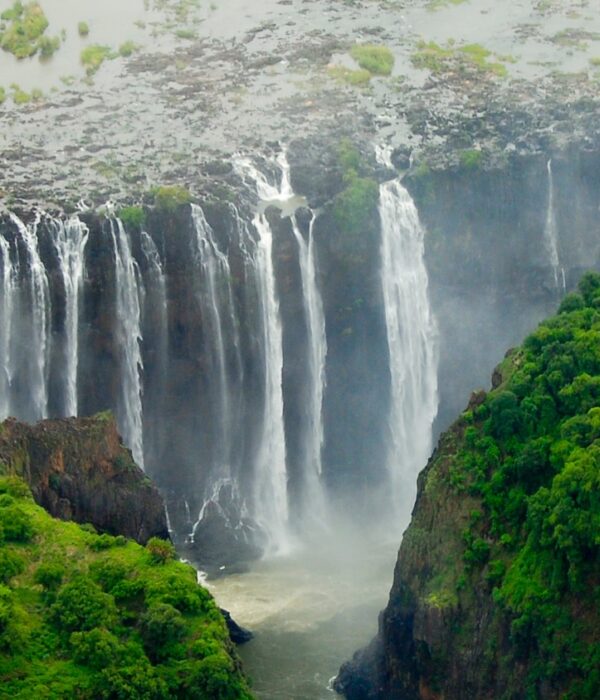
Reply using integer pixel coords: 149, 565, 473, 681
220, 608, 254, 645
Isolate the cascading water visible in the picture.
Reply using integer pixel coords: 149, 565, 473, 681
50, 216, 89, 417
9, 213, 51, 422
0, 234, 15, 420
190, 204, 239, 472
544, 159, 565, 293
378, 174, 439, 525
235, 150, 330, 547
110, 217, 145, 468
251, 210, 290, 549
289, 212, 328, 526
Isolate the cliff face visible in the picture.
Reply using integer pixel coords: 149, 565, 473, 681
336, 273, 600, 700
407, 146, 600, 436
0, 413, 168, 544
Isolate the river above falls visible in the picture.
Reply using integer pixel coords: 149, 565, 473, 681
205, 532, 399, 699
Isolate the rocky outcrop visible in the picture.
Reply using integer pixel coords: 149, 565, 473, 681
0, 413, 168, 543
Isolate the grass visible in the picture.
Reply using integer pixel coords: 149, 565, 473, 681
412, 40, 508, 78
80, 44, 115, 75
0, 1, 51, 59
427, 0, 467, 10
328, 66, 372, 86
118, 40, 138, 58
349, 43, 394, 76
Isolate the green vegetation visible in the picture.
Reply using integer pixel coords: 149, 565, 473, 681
551, 28, 600, 50
328, 66, 371, 87
119, 40, 138, 58
0, 475, 252, 698
332, 140, 379, 237
80, 44, 115, 76
459, 148, 483, 169
0, 1, 57, 59
78, 21, 90, 37
412, 40, 508, 78
152, 185, 192, 211
443, 272, 600, 697
119, 205, 146, 229
37, 34, 59, 58
427, 0, 467, 10
349, 44, 394, 76
0, 87, 5, 105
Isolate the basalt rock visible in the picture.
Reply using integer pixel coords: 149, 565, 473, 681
0, 413, 168, 544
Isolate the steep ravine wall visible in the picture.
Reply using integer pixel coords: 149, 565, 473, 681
406, 146, 600, 436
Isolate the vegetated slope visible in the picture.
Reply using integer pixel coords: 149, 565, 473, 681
0, 476, 253, 699
336, 272, 600, 700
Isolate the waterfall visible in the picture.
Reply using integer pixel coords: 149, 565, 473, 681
110, 218, 145, 468
190, 205, 236, 466
0, 235, 16, 419
379, 177, 438, 523
139, 230, 168, 468
9, 213, 51, 421
290, 212, 328, 524
544, 160, 565, 293
50, 216, 89, 417
252, 211, 289, 547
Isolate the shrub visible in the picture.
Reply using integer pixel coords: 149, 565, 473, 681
0, 505, 34, 542
0, 550, 24, 584
95, 662, 166, 700
140, 602, 186, 661
80, 44, 114, 76
153, 185, 191, 211
0, 476, 31, 499
51, 576, 117, 632
350, 44, 395, 76
33, 563, 64, 592
0, 2, 49, 59
70, 628, 124, 669
119, 41, 137, 58
333, 172, 379, 237
88, 533, 118, 551
119, 206, 145, 230
146, 573, 211, 614
77, 21, 89, 37
146, 537, 176, 565
38, 34, 60, 58
90, 560, 128, 592
0, 585, 13, 635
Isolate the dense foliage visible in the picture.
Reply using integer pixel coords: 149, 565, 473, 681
450, 272, 600, 698
0, 477, 252, 699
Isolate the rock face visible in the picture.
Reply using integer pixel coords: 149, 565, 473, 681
335, 277, 600, 699
0, 413, 168, 544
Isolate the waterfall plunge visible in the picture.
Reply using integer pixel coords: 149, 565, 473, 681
110, 218, 145, 468
544, 160, 565, 293
9, 213, 51, 421
51, 217, 90, 417
379, 177, 439, 526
